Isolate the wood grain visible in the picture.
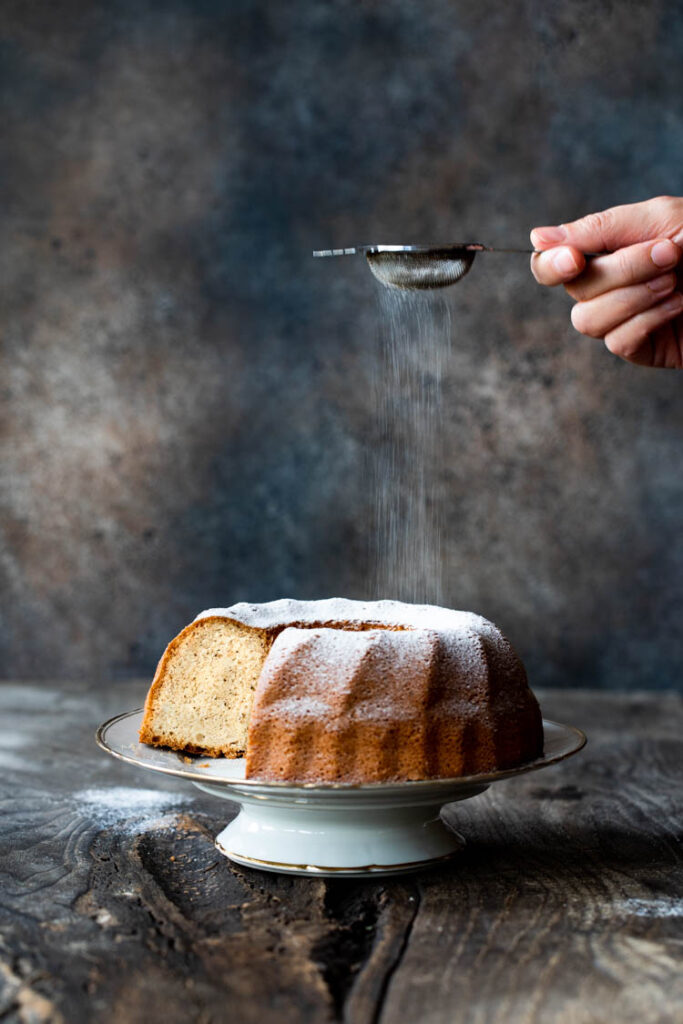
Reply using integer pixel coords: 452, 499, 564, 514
1, 681, 682, 1023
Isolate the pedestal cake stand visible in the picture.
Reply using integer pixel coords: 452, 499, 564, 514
97, 710, 585, 878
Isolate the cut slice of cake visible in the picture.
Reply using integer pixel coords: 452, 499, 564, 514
139, 615, 273, 756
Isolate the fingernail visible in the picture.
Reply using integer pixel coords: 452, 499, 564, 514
662, 292, 683, 312
648, 273, 676, 293
650, 240, 679, 268
532, 225, 567, 245
551, 247, 579, 275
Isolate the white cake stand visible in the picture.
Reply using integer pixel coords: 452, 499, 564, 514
97, 711, 586, 878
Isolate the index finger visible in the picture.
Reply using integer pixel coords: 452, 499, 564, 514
531, 196, 683, 254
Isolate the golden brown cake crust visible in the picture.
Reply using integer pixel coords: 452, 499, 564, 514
245, 622, 542, 784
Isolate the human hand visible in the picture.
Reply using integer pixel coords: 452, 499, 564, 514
530, 196, 683, 367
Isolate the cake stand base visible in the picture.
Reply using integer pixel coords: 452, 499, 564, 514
194, 780, 484, 877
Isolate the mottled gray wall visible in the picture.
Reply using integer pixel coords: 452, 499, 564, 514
2, 1, 682, 689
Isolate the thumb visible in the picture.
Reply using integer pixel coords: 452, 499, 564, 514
531, 196, 683, 254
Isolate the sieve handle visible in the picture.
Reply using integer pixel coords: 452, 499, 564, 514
481, 246, 601, 258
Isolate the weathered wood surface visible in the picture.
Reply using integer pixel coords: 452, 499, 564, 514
1, 681, 683, 1024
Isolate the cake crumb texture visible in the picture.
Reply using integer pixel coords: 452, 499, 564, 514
139, 616, 271, 757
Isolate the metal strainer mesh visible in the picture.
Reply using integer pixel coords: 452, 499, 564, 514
365, 249, 476, 290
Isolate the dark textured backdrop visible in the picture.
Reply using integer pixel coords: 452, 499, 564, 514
2, 0, 682, 689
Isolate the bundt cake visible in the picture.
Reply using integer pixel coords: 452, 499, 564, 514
139, 598, 543, 783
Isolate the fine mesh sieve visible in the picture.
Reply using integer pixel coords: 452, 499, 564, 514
312, 242, 598, 291
312, 243, 537, 290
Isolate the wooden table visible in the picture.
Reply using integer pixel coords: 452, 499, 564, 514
2, 680, 682, 1024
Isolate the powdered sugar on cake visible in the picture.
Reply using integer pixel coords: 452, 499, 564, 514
259, 625, 445, 719
194, 598, 513, 677
197, 598, 488, 637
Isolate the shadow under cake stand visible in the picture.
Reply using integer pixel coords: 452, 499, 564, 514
97, 711, 586, 878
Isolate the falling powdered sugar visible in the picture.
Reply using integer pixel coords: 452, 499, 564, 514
371, 287, 452, 603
